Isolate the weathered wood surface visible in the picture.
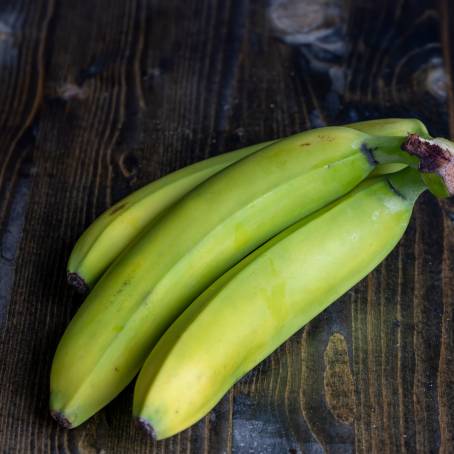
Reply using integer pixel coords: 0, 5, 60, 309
0, 0, 453, 452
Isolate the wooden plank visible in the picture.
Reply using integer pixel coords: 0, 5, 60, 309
0, 1, 55, 452
0, 0, 144, 452
0, 0, 54, 323
0, 2, 56, 450
438, 1, 454, 453
343, 2, 449, 453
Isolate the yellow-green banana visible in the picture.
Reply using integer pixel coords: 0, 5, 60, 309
67, 140, 273, 292
50, 126, 421, 428
133, 168, 428, 440
67, 118, 428, 292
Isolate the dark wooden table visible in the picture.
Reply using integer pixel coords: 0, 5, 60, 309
1, 0, 454, 452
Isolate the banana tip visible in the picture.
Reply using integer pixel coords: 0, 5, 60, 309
51, 410, 73, 429
136, 417, 157, 440
67, 272, 89, 293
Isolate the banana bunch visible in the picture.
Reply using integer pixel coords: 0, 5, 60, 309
51, 119, 454, 439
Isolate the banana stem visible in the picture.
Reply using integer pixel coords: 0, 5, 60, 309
363, 133, 454, 198
361, 135, 420, 167
402, 134, 454, 197
386, 167, 427, 202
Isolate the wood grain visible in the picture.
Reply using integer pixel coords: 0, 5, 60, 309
0, 0, 453, 452
0, 0, 54, 323
438, 1, 454, 453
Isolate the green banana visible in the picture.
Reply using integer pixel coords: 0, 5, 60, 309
133, 168, 428, 440
51, 126, 427, 429
67, 140, 273, 292
67, 118, 428, 292
347, 117, 428, 136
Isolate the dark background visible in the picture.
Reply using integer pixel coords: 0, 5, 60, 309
1, 0, 454, 452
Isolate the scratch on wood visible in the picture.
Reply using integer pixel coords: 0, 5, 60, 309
0, 176, 32, 324
215, 0, 249, 132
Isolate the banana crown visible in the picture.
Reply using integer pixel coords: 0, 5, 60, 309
402, 134, 454, 198
53, 118, 454, 438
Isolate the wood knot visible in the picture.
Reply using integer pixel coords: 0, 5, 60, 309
323, 333, 355, 425
56, 83, 88, 101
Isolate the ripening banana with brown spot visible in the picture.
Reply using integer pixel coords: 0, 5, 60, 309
67, 118, 428, 292
52, 123, 444, 430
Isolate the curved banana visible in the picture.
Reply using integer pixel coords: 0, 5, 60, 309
50, 126, 417, 428
133, 168, 427, 439
133, 134, 454, 440
67, 140, 273, 292
67, 118, 428, 291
